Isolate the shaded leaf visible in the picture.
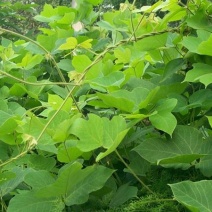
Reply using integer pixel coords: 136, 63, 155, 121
37, 162, 114, 206
7, 191, 64, 212
134, 126, 204, 166
109, 184, 138, 208
24, 170, 55, 190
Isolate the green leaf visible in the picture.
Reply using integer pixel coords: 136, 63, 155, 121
71, 114, 128, 152
78, 39, 93, 49
18, 53, 43, 70
134, 126, 204, 167
7, 191, 65, 212
52, 119, 73, 142
72, 55, 92, 72
37, 34, 58, 52
109, 184, 138, 208
57, 140, 83, 163
162, 58, 184, 81
27, 155, 56, 171
37, 162, 113, 206
96, 128, 130, 162
195, 138, 212, 177
149, 98, 177, 135
186, 9, 212, 31
0, 167, 32, 197
90, 71, 125, 89
48, 94, 72, 112
10, 83, 27, 97
87, 0, 103, 6
189, 89, 212, 109
124, 152, 151, 176
98, 87, 157, 113
198, 35, 212, 56
170, 180, 212, 212
57, 59, 73, 72
0, 171, 16, 186
24, 170, 55, 189
114, 48, 131, 64
58, 37, 78, 50
134, 32, 168, 51
184, 63, 212, 87
207, 116, 212, 128
149, 111, 177, 136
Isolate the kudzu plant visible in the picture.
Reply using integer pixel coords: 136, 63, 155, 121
0, 0, 212, 211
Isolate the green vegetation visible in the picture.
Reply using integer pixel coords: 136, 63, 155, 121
0, 0, 212, 211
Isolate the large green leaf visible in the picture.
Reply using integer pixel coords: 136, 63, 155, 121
170, 180, 212, 212
70, 114, 128, 152
7, 192, 65, 212
134, 126, 204, 166
36, 162, 113, 206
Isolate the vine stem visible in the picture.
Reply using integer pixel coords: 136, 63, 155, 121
0, 70, 78, 86
115, 149, 154, 194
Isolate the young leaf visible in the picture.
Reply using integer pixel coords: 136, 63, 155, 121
18, 53, 43, 70
48, 94, 72, 112
72, 55, 92, 72
58, 37, 78, 50
78, 39, 93, 49
114, 48, 131, 64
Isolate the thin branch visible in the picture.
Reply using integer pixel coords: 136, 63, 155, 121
0, 70, 79, 86
115, 149, 154, 194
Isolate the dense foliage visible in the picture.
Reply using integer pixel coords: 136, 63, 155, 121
0, 0, 212, 211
